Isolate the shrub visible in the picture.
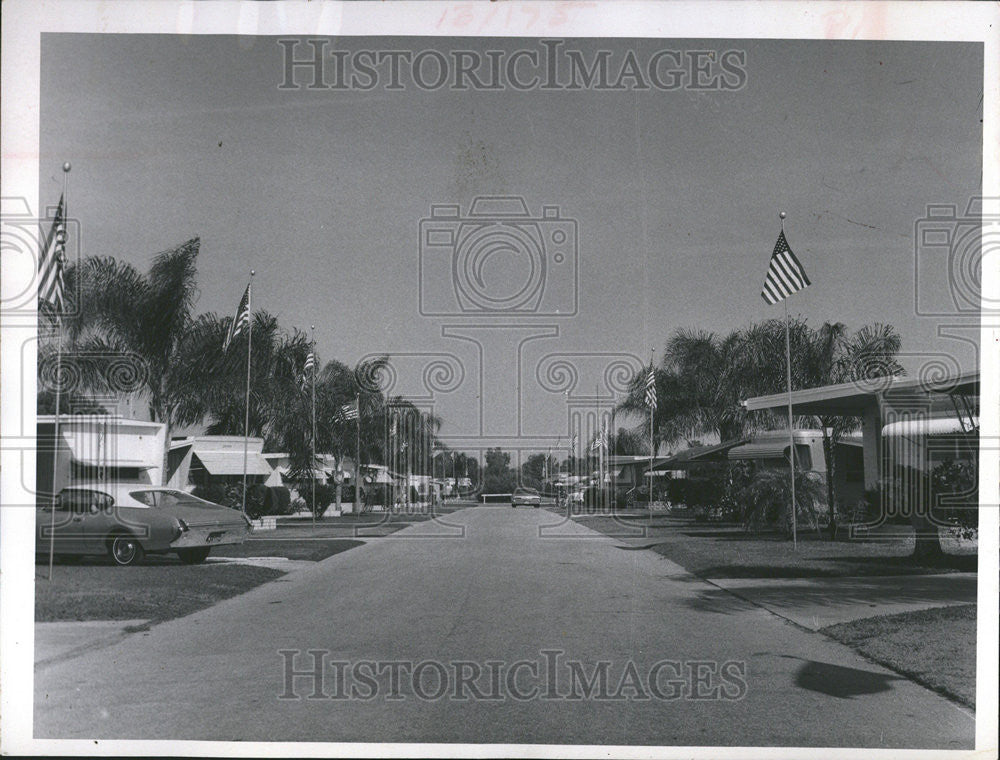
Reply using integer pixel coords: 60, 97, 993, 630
666, 478, 688, 505
299, 483, 337, 517
738, 468, 826, 536
191, 483, 229, 506
930, 459, 977, 539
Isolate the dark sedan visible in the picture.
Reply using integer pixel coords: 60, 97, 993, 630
37, 486, 252, 566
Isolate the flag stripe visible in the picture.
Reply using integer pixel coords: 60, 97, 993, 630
39, 196, 65, 312
222, 284, 251, 353
773, 257, 800, 290
774, 254, 804, 289
644, 367, 657, 409
760, 230, 810, 304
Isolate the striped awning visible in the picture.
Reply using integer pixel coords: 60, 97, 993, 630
193, 451, 272, 476
728, 440, 789, 461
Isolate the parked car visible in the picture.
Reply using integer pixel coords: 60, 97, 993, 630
36, 486, 253, 566
511, 487, 541, 508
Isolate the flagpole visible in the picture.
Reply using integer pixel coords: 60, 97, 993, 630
310, 325, 316, 527
354, 392, 361, 515
780, 212, 797, 550
595, 383, 603, 497
649, 350, 655, 526
241, 270, 254, 516
48, 162, 71, 581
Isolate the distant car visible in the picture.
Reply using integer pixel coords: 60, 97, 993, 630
36, 486, 253, 566
511, 487, 541, 508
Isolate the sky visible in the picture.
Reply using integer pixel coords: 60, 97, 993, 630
39, 34, 983, 459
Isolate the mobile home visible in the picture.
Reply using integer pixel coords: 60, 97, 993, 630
36, 415, 166, 502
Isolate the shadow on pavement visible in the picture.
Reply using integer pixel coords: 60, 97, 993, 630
793, 658, 904, 699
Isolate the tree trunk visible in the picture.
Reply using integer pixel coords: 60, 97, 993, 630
334, 454, 343, 513
910, 512, 945, 563
823, 431, 837, 540
160, 419, 173, 488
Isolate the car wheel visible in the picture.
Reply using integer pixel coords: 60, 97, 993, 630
176, 547, 211, 564
108, 534, 144, 566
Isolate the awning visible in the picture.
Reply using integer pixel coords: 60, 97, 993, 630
61, 431, 155, 469
71, 456, 155, 469
649, 438, 748, 471
728, 440, 789, 461
883, 416, 979, 437
193, 451, 272, 476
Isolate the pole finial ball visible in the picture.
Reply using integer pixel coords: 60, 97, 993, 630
62, 162, 71, 172
779, 211, 787, 220
250, 269, 256, 276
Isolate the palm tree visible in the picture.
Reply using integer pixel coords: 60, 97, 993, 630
619, 318, 904, 542
51, 239, 212, 475
202, 315, 312, 445
618, 328, 751, 450
729, 318, 902, 539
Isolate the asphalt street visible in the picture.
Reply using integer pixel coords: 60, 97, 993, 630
34, 504, 974, 747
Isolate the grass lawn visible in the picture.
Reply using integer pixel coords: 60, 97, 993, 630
214, 537, 364, 561
35, 562, 285, 623
36, 534, 366, 622
821, 604, 977, 708
573, 512, 977, 579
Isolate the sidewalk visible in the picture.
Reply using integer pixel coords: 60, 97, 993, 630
701, 572, 977, 630
35, 619, 149, 668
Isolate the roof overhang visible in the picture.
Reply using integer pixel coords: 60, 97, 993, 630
648, 438, 749, 471
742, 371, 979, 416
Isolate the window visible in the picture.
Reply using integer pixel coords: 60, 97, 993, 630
58, 488, 114, 513
784, 445, 813, 471
129, 490, 159, 507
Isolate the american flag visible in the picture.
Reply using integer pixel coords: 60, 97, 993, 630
644, 367, 657, 410
340, 401, 359, 420
223, 283, 251, 353
761, 230, 810, 305
39, 196, 66, 313
570, 434, 578, 455
300, 351, 316, 390
590, 422, 607, 451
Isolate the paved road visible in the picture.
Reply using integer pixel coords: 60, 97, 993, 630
34, 505, 974, 747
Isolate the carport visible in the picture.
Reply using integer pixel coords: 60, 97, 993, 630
741, 370, 979, 489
